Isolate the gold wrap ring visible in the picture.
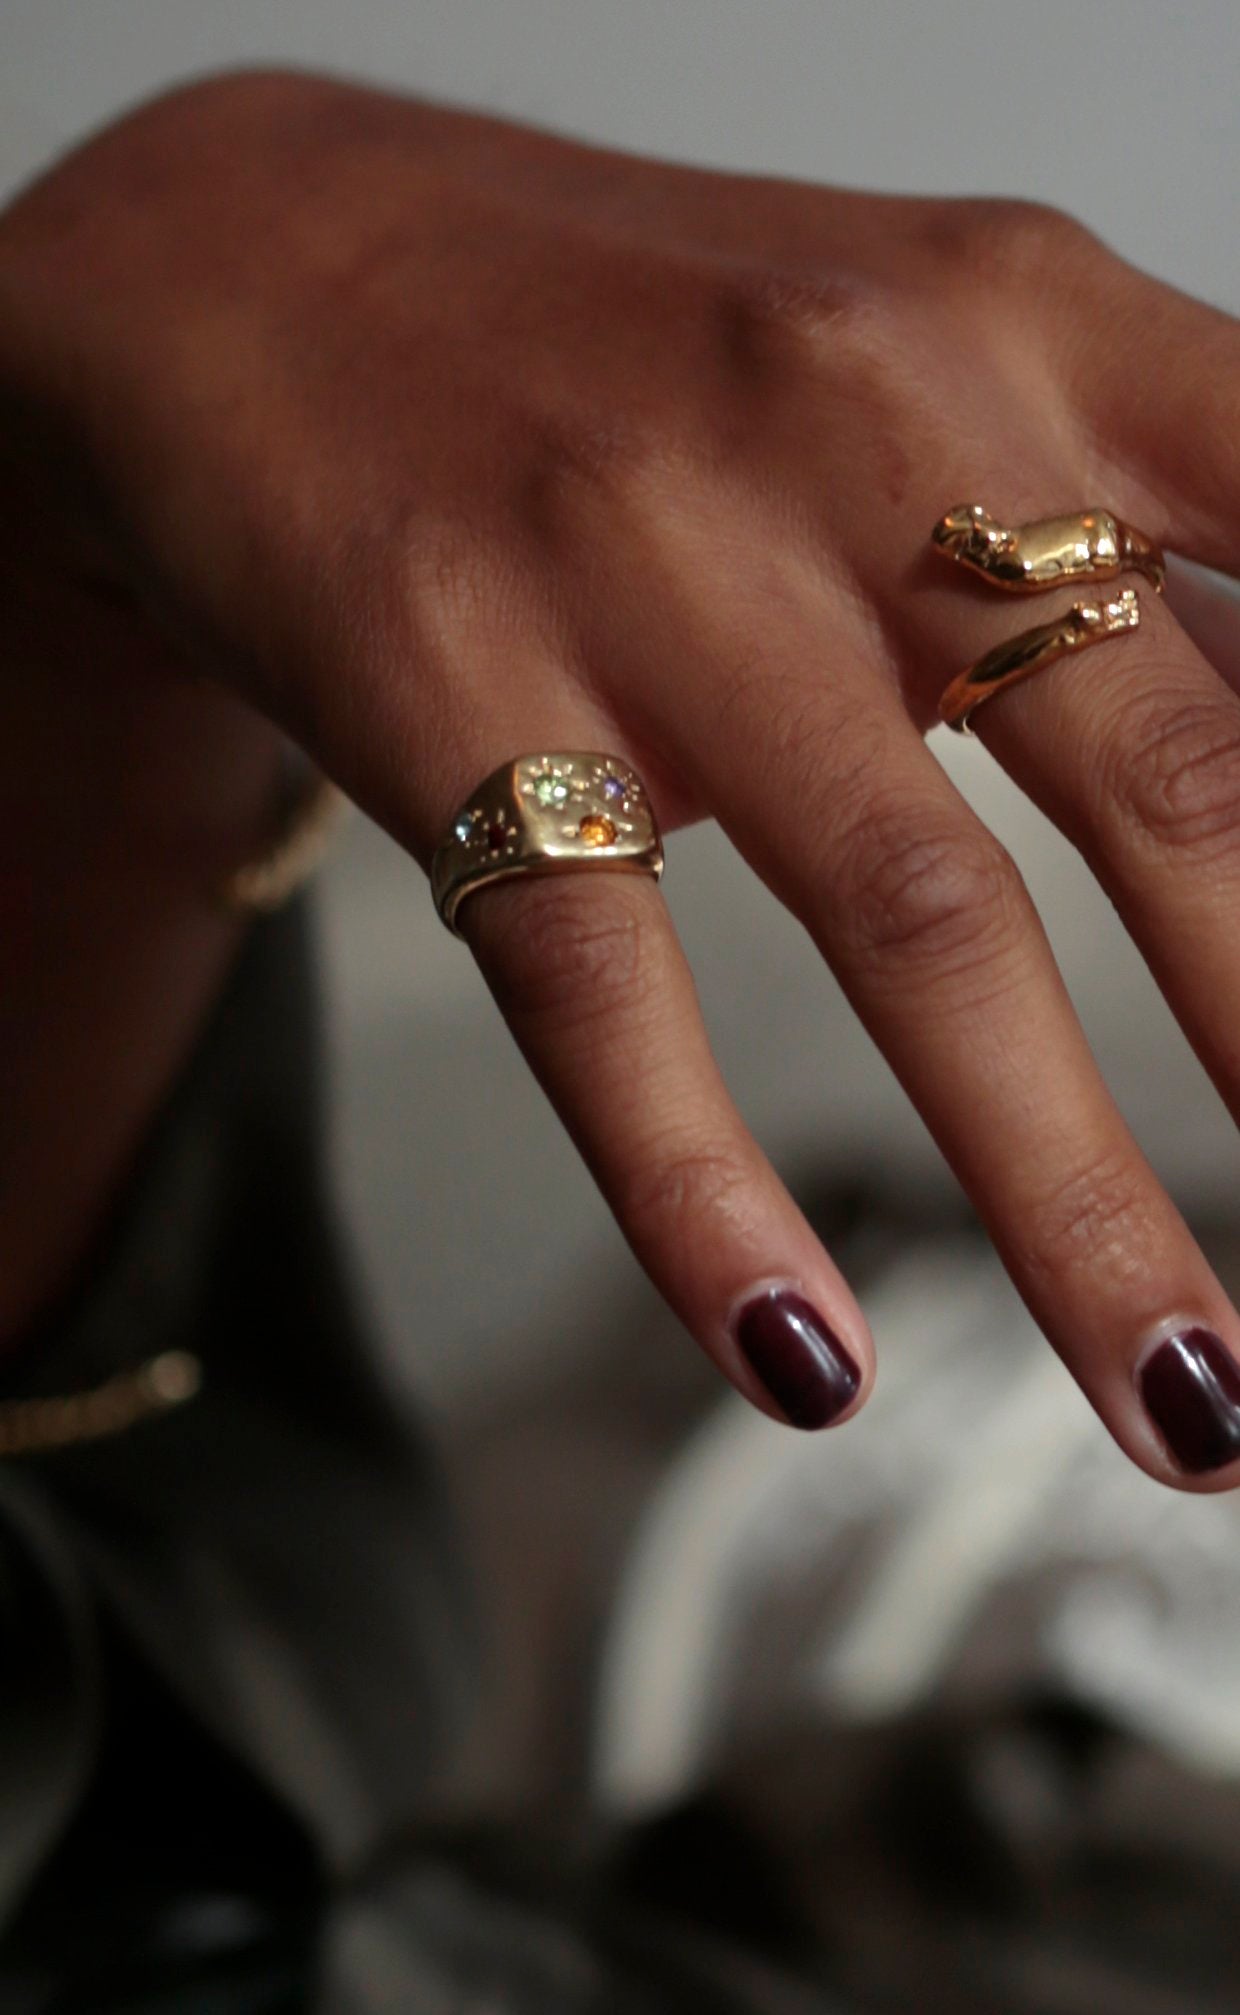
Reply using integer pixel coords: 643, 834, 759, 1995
431, 752, 664, 935
933, 503, 1165, 734
937, 588, 1142, 735
932, 504, 1164, 595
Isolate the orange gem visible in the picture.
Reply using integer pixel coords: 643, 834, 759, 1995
578, 813, 617, 848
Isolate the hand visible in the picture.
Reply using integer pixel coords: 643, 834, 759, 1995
4, 68, 1240, 1483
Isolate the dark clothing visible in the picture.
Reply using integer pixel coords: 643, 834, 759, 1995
0, 902, 470, 2007
6, 900, 1240, 2014
0, 905, 845, 2013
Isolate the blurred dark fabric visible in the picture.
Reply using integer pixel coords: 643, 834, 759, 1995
0, 900, 468, 2007
4, 898, 1240, 2012
0, 901, 847, 2012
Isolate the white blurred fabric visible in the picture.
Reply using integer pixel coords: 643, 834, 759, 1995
597, 1234, 1240, 1816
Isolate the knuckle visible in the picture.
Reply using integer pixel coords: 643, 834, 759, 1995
530, 410, 648, 497
518, 405, 691, 553
400, 518, 522, 652
710, 266, 935, 496
1022, 1151, 1154, 1286
714, 266, 905, 389
718, 265, 881, 345
832, 803, 1026, 981
81, 67, 318, 156
616, 1138, 757, 1249
385, 514, 555, 710
1102, 693, 1240, 863
928, 196, 1097, 286
735, 670, 883, 805
472, 875, 654, 1036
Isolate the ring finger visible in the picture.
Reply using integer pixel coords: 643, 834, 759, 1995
628, 530, 1240, 1491
916, 545, 1240, 1482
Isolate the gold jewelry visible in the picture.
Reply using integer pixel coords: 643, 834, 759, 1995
431, 752, 664, 935
932, 499, 1162, 733
939, 588, 1141, 735
220, 771, 349, 914
0, 1350, 202, 1459
932, 503, 1165, 595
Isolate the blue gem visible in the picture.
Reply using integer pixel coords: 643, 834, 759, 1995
454, 814, 474, 842
602, 774, 625, 801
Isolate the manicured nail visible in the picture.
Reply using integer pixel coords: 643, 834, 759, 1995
1139, 1326, 1240, 1474
732, 1286, 861, 1430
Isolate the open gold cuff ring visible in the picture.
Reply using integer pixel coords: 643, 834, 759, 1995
431, 751, 664, 935
938, 588, 1142, 734
933, 503, 1165, 734
932, 503, 1165, 596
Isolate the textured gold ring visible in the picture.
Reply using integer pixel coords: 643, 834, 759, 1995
431, 751, 664, 935
932, 503, 1165, 596
939, 588, 1141, 734
932, 503, 1164, 734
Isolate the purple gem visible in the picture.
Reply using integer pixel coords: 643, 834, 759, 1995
602, 774, 625, 802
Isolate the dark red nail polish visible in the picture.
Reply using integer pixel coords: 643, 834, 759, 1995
1139, 1327, 1240, 1474
733, 1288, 861, 1430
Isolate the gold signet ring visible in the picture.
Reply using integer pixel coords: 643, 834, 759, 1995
431, 752, 664, 935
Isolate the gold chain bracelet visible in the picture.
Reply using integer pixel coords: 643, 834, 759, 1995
218, 765, 350, 918
0, 771, 341, 1457
0, 1350, 202, 1460
219, 770, 349, 914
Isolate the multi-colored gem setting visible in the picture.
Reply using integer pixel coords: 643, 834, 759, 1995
534, 774, 570, 807
578, 813, 617, 847
516, 757, 643, 848
432, 751, 662, 935
444, 755, 648, 870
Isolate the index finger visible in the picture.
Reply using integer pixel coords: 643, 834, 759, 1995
452, 776, 875, 1433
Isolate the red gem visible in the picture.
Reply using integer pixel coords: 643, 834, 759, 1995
486, 821, 508, 853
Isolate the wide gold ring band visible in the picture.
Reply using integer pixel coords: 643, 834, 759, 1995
431, 751, 664, 935
932, 502, 1166, 734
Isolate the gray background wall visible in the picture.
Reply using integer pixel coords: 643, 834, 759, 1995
4, 0, 1239, 1421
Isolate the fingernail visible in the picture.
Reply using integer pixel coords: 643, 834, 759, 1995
732, 1286, 861, 1430
1139, 1326, 1240, 1474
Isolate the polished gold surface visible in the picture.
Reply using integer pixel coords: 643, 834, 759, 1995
939, 588, 1141, 734
933, 503, 1165, 595
432, 752, 664, 934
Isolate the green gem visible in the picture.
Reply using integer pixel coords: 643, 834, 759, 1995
534, 775, 568, 806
